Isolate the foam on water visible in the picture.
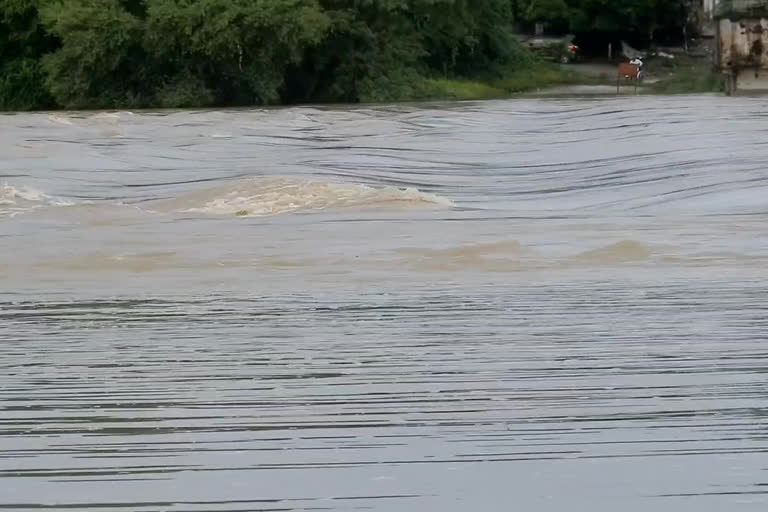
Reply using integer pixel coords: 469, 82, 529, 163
395, 239, 659, 272
0, 184, 71, 217
148, 176, 453, 217
46, 114, 74, 125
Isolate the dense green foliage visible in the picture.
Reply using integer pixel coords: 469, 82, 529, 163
0, 0, 697, 110
0, 0, 57, 108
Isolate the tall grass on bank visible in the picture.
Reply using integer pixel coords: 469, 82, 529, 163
417, 64, 607, 101
646, 56, 725, 94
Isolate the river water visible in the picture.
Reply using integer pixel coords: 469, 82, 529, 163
1, 96, 767, 511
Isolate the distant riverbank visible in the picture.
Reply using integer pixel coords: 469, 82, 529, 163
417, 55, 724, 101
1, 50, 723, 112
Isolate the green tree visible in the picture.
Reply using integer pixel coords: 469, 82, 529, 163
563, 0, 688, 44
525, 0, 569, 27
39, 0, 148, 108
286, 1, 426, 102
634, 0, 686, 43
145, 0, 329, 105
0, 0, 56, 109
38, 0, 329, 108
286, 0, 527, 103
420, 0, 527, 78
566, 0, 636, 34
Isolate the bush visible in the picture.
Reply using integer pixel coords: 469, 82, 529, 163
39, 0, 148, 109
0, 58, 53, 110
156, 73, 214, 108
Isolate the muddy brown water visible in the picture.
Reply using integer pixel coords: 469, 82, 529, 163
1, 96, 768, 511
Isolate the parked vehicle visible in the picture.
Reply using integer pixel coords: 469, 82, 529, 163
527, 35, 579, 63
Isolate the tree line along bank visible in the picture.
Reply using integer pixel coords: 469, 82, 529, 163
0, 0, 697, 110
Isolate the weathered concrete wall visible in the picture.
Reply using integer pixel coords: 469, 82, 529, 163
718, 18, 734, 65
718, 17, 768, 68
716, 16, 768, 92
734, 67, 768, 88
716, 17, 768, 93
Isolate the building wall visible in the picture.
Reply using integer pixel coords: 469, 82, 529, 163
735, 67, 768, 88
717, 16, 768, 92
717, 17, 768, 68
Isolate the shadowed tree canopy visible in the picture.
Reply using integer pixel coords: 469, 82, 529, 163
0, 0, 57, 108
518, 0, 691, 45
525, 0, 569, 27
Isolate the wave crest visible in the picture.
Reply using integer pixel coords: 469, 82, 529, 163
150, 177, 453, 217
0, 184, 70, 217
